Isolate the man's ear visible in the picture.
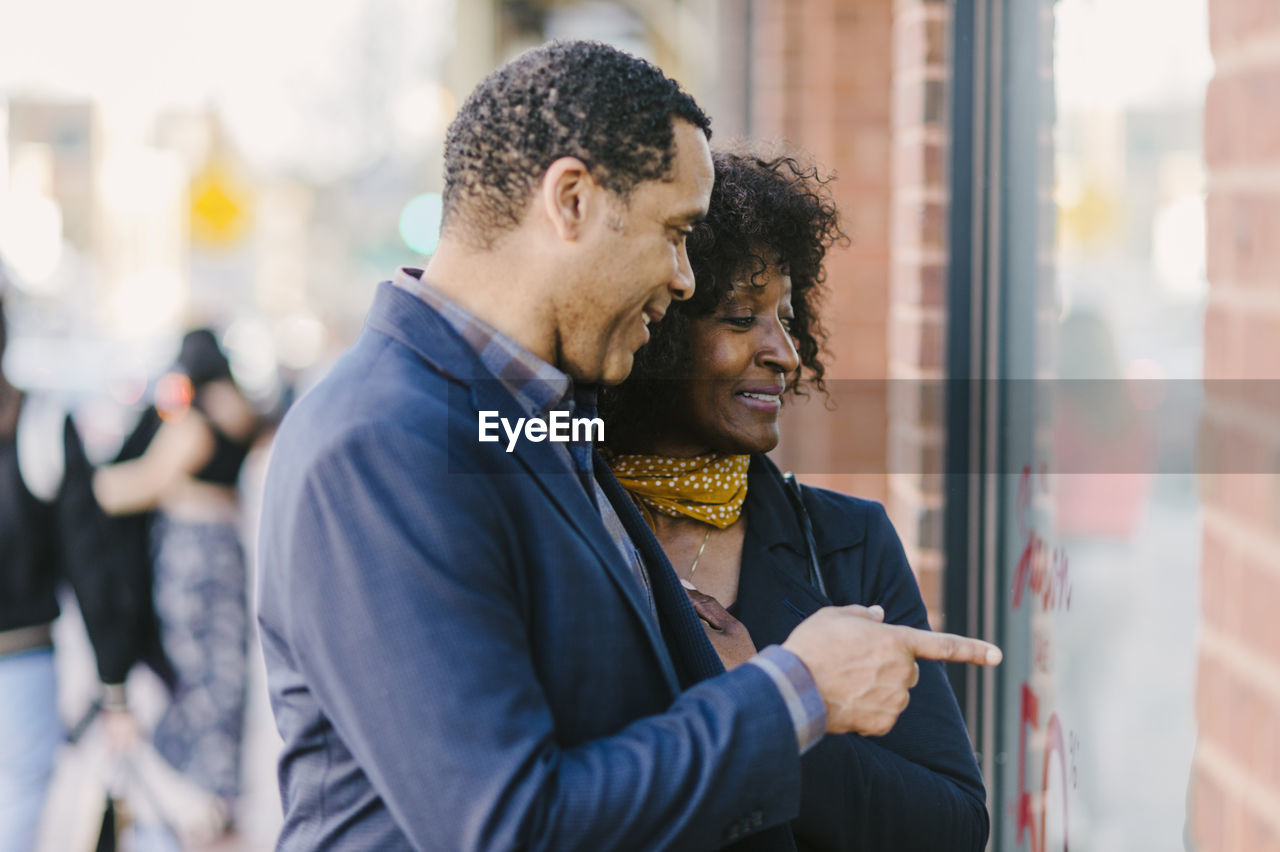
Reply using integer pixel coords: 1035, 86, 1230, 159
540, 157, 597, 242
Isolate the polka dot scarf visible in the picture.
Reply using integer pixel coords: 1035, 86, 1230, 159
606, 452, 750, 530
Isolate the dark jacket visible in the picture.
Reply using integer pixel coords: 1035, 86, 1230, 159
732, 455, 990, 852
1, 414, 169, 687
0, 424, 61, 634
257, 282, 803, 851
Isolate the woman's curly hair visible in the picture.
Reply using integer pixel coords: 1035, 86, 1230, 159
601, 149, 845, 445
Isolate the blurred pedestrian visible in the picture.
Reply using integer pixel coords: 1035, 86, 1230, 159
600, 150, 989, 850
93, 328, 259, 838
0, 268, 149, 852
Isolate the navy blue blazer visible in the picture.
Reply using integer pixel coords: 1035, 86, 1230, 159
733, 456, 989, 851
257, 283, 805, 850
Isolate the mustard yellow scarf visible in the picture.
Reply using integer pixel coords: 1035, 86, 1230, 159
606, 452, 750, 530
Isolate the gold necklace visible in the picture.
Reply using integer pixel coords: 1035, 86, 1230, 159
688, 527, 712, 579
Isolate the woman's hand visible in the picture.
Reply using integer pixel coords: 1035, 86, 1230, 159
683, 584, 757, 670
101, 708, 140, 752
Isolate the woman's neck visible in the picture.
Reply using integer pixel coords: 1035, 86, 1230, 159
651, 511, 747, 605
649, 510, 706, 541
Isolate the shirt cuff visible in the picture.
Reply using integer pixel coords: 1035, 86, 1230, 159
747, 645, 827, 754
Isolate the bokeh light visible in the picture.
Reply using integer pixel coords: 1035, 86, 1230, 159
398, 192, 444, 256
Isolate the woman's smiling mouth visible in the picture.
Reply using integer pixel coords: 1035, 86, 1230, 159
735, 385, 784, 411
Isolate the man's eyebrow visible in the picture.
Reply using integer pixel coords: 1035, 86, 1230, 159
669, 209, 707, 226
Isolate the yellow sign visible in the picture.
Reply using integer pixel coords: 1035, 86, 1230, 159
190, 163, 250, 247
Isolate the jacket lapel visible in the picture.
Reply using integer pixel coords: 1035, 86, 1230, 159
469, 383, 679, 690
364, 284, 680, 688
733, 458, 835, 645
595, 458, 726, 688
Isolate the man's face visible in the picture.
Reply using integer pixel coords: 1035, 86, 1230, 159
551, 120, 713, 386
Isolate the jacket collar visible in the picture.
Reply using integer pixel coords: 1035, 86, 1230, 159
745, 454, 866, 557
744, 455, 806, 555
365, 280, 487, 388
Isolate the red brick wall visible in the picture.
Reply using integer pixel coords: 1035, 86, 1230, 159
1194, 0, 1280, 847
886, 0, 949, 626
756, 0, 893, 509
745, 0, 949, 624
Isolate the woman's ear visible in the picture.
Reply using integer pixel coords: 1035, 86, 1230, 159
540, 157, 595, 242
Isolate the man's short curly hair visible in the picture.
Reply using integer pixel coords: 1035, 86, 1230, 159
442, 40, 711, 247
601, 150, 846, 443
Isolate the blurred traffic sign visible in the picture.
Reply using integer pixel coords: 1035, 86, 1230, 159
190, 162, 251, 247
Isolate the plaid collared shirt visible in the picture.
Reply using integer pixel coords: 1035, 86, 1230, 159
391, 267, 825, 753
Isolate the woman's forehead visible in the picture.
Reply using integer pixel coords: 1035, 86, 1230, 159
727, 271, 793, 299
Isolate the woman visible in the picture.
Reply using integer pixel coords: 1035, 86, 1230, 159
93, 328, 258, 834
601, 152, 988, 850
0, 276, 150, 849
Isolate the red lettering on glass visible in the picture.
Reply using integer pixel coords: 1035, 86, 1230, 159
1016, 683, 1040, 852
1016, 681, 1071, 852
1043, 714, 1069, 852
1033, 629, 1052, 674
1012, 466, 1072, 613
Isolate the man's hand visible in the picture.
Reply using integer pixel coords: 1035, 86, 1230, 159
783, 605, 1002, 736
683, 586, 757, 670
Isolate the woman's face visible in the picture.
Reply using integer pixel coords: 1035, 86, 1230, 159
655, 265, 801, 456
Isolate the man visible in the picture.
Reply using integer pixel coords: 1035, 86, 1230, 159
258, 41, 1000, 850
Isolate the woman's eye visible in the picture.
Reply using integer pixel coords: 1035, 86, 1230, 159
780, 316, 795, 331
721, 315, 755, 328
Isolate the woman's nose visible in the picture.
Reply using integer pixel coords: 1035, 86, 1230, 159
759, 318, 800, 373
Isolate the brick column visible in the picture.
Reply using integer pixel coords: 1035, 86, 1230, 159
753, 0, 895, 510
740, 0, 950, 624
887, 0, 949, 624
1194, 1, 1280, 848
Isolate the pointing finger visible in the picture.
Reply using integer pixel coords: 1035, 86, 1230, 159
895, 625, 1003, 666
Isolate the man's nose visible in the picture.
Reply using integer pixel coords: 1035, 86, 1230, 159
670, 242, 695, 301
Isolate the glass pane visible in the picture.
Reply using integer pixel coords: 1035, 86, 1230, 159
991, 1, 1213, 849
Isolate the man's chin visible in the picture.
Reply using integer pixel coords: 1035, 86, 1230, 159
596, 353, 637, 387
597, 368, 633, 388
559, 360, 630, 388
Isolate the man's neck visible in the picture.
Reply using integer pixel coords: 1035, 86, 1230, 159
423, 237, 558, 366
